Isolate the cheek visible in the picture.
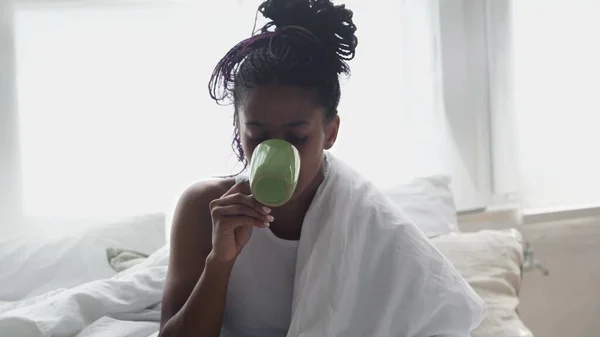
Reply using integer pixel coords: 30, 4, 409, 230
299, 132, 325, 163
296, 146, 324, 187
239, 137, 256, 160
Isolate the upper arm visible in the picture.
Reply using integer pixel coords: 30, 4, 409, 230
159, 180, 227, 328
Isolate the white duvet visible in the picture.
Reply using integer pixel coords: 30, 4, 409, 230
0, 245, 169, 337
0, 153, 485, 337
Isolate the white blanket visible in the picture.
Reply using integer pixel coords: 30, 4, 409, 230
287, 153, 485, 336
0, 153, 485, 337
0, 246, 169, 337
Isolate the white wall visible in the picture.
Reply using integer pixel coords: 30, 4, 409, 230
512, 0, 600, 214
0, 0, 22, 230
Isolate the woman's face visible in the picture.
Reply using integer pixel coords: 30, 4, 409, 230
238, 84, 339, 202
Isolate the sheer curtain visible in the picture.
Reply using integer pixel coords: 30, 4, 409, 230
0, 0, 22, 227
332, 0, 445, 186
335, 0, 488, 211
9, 0, 485, 232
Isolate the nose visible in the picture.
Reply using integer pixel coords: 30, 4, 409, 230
264, 128, 286, 141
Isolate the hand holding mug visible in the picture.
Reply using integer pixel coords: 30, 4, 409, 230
208, 182, 273, 263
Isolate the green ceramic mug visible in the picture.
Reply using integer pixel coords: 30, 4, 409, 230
248, 139, 301, 207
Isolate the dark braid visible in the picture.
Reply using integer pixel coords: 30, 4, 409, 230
208, 0, 358, 167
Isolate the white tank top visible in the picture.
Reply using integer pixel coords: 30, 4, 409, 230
221, 176, 299, 337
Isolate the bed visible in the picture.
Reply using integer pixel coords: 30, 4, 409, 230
0, 177, 533, 337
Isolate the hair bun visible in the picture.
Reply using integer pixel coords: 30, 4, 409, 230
258, 0, 358, 71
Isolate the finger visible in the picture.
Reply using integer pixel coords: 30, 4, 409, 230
213, 204, 273, 223
218, 215, 269, 229
222, 180, 252, 198
234, 224, 253, 247
219, 180, 270, 214
213, 192, 271, 215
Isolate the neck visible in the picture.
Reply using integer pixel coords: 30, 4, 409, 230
269, 159, 326, 238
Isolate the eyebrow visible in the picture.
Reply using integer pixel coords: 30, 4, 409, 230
246, 121, 310, 127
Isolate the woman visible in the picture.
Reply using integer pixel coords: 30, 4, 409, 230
160, 1, 483, 337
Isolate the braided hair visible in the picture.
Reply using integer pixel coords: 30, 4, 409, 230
208, 0, 358, 166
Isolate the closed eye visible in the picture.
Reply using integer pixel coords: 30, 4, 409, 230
287, 136, 308, 146
247, 136, 308, 146
249, 137, 269, 144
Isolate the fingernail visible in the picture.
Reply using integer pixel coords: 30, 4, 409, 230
266, 215, 274, 222
262, 206, 272, 214
264, 222, 270, 227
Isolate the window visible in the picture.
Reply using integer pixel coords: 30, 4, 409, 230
511, 0, 600, 212
4, 0, 495, 231
14, 2, 253, 217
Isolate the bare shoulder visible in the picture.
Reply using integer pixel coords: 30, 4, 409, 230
161, 178, 236, 327
168, 178, 235, 254
179, 178, 236, 209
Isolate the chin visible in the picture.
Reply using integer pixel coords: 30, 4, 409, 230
289, 188, 303, 201
286, 183, 309, 203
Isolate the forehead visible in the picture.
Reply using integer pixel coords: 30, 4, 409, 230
239, 85, 322, 124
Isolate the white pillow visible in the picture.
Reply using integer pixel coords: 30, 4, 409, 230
0, 213, 165, 301
81, 213, 166, 256
432, 229, 533, 337
0, 234, 115, 301
164, 175, 459, 240
385, 175, 460, 238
